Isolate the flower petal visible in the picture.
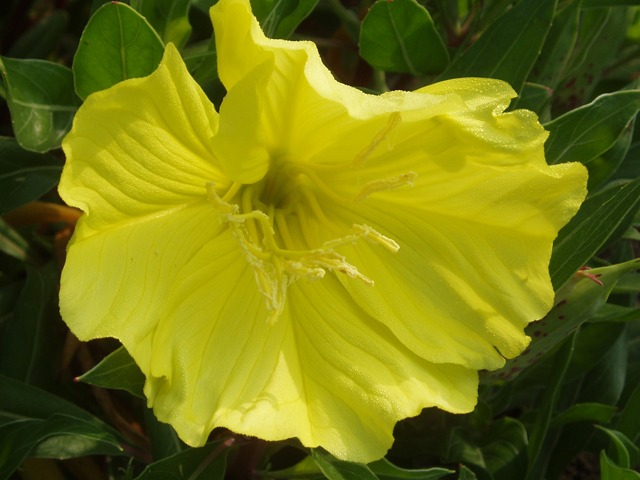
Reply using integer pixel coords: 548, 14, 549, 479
140, 243, 476, 462
60, 43, 225, 233
321, 133, 587, 370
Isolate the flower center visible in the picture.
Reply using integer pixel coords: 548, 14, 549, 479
206, 112, 414, 324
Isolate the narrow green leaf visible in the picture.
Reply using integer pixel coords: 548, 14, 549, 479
73, 2, 165, 100
583, 0, 640, 6
131, 0, 192, 49
6, 10, 68, 60
589, 303, 640, 323
601, 451, 640, 480
77, 346, 145, 398
550, 178, 640, 291
359, 0, 449, 75
144, 407, 185, 461
252, 0, 319, 39
0, 218, 41, 265
0, 264, 58, 388
368, 459, 454, 480
0, 137, 61, 215
526, 331, 577, 479
0, 57, 81, 152
457, 466, 477, 480
0, 414, 125, 479
437, 0, 556, 95
616, 379, 640, 444
545, 90, 640, 166
586, 119, 635, 192
597, 426, 639, 469
134, 439, 232, 480
561, 8, 609, 79
527, 0, 580, 89
549, 403, 617, 427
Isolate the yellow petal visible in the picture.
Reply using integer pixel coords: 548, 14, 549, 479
143, 257, 476, 462
60, 43, 226, 233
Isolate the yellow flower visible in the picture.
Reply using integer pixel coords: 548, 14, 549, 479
59, 0, 588, 463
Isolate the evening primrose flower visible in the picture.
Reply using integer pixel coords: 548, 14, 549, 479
59, 0, 588, 463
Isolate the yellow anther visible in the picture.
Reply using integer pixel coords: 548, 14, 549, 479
352, 112, 401, 169
307, 252, 374, 286
284, 260, 325, 280
354, 171, 417, 203
352, 224, 400, 253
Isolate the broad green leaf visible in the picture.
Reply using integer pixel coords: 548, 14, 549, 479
134, 439, 232, 479
368, 459, 454, 480
526, 332, 577, 478
311, 449, 380, 480
6, 10, 68, 60
601, 451, 640, 480
479, 418, 528, 480
513, 82, 552, 113
359, 0, 449, 75
0, 413, 125, 478
598, 426, 639, 468
527, 0, 580, 89
77, 346, 145, 398
0, 264, 58, 388
437, 0, 556, 95
0, 137, 61, 215
587, 119, 635, 192
566, 322, 626, 380
612, 273, 640, 293
251, 0, 319, 39
73, 2, 165, 100
561, 8, 609, 80
0, 57, 81, 152
550, 178, 640, 291
131, 0, 192, 49
545, 90, 640, 166
550, 403, 617, 427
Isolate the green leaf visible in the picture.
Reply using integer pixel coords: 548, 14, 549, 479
134, 439, 233, 480
73, 2, 165, 100
368, 459, 454, 480
6, 10, 68, 60
359, 0, 449, 75
550, 403, 617, 427
77, 346, 145, 399
0, 218, 41, 265
144, 407, 185, 461
527, 332, 577, 479
0, 264, 59, 388
598, 427, 640, 469
0, 413, 125, 478
583, 0, 640, 6
0, 137, 61, 215
311, 449, 379, 480
553, 7, 634, 116
480, 418, 528, 480
550, 178, 640, 291
131, 0, 192, 49
251, 0, 319, 39
586, 119, 635, 192
0, 57, 81, 152
544, 90, 640, 166
590, 303, 640, 323
437, 0, 556, 95
458, 466, 477, 480
513, 82, 553, 113
601, 451, 640, 480
527, 0, 580, 89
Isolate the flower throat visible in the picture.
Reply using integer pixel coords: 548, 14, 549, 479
207, 112, 414, 324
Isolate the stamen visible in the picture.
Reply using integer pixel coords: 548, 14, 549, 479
352, 224, 400, 252
306, 252, 374, 286
222, 182, 242, 202
206, 182, 239, 214
242, 186, 260, 245
299, 186, 343, 237
352, 112, 401, 168
354, 171, 417, 203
